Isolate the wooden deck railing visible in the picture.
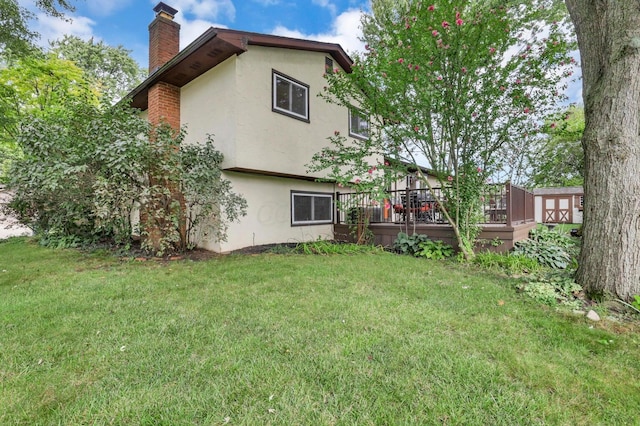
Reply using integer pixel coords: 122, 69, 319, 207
336, 183, 534, 227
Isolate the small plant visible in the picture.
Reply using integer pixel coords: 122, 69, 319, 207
491, 237, 504, 247
517, 271, 582, 308
529, 226, 575, 249
415, 240, 454, 260
474, 252, 540, 275
513, 228, 575, 269
393, 232, 430, 256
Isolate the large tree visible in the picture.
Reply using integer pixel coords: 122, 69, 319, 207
0, 54, 88, 178
1, 37, 147, 179
565, 1, 640, 300
50, 35, 146, 103
0, 0, 75, 56
529, 106, 584, 187
310, 0, 574, 258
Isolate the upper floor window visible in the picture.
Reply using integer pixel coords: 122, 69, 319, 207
325, 57, 334, 73
273, 70, 309, 121
349, 109, 369, 139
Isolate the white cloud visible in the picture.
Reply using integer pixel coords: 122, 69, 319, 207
177, 18, 227, 48
86, 0, 133, 17
312, 0, 338, 16
153, 0, 236, 21
148, 0, 235, 48
34, 13, 97, 46
271, 8, 365, 55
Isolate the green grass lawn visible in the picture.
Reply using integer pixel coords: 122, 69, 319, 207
1, 238, 638, 425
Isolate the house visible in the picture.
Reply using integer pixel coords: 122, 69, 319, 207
533, 186, 584, 224
128, 3, 361, 252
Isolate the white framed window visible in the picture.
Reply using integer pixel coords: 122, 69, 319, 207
349, 109, 369, 139
291, 191, 333, 225
273, 70, 309, 121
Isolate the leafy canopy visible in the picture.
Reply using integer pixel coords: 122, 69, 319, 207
0, 0, 75, 56
529, 106, 584, 187
309, 0, 575, 258
49, 35, 147, 103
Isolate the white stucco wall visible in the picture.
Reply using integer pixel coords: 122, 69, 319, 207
179, 46, 351, 179
180, 56, 238, 165
235, 46, 350, 178
197, 172, 336, 252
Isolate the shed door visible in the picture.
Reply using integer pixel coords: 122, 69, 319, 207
543, 196, 572, 223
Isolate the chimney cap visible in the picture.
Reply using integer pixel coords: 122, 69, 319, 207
153, 2, 178, 18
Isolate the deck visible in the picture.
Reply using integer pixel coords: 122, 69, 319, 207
334, 183, 536, 253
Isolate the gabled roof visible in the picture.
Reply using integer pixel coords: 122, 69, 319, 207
533, 186, 584, 195
127, 27, 353, 110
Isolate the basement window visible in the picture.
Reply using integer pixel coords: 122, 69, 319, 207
291, 191, 333, 225
273, 70, 309, 121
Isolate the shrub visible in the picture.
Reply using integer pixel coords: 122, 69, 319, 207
393, 233, 453, 260
393, 232, 430, 256
512, 227, 577, 269
7, 102, 246, 255
513, 239, 571, 269
415, 239, 454, 260
529, 226, 575, 249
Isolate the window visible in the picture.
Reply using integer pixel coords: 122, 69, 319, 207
325, 57, 333, 73
273, 71, 309, 121
349, 109, 369, 139
291, 191, 333, 225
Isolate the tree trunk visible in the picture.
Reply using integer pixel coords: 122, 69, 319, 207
565, 0, 640, 300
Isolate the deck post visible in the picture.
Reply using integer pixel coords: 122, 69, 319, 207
335, 191, 340, 225
505, 182, 513, 227
405, 187, 411, 229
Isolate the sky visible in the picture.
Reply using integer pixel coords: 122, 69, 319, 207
23, 0, 581, 104
26, 0, 370, 67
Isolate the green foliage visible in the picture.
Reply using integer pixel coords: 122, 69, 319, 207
294, 239, 386, 255
49, 35, 146, 103
474, 252, 540, 275
513, 239, 571, 269
6, 101, 246, 255
518, 270, 582, 308
180, 135, 248, 248
310, 0, 575, 260
513, 227, 576, 269
1, 37, 145, 181
393, 232, 453, 259
632, 295, 640, 312
441, 162, 485, 254
415, 239, 454, 260
0, 54, 92, 179
530, 106, 584, 187
393, 232, 430, 256
0, 0, 74, 56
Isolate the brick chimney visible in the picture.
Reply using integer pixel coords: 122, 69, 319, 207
144, 3, 185, 253
149, 2, 180, 74
148, 2, 181, 131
